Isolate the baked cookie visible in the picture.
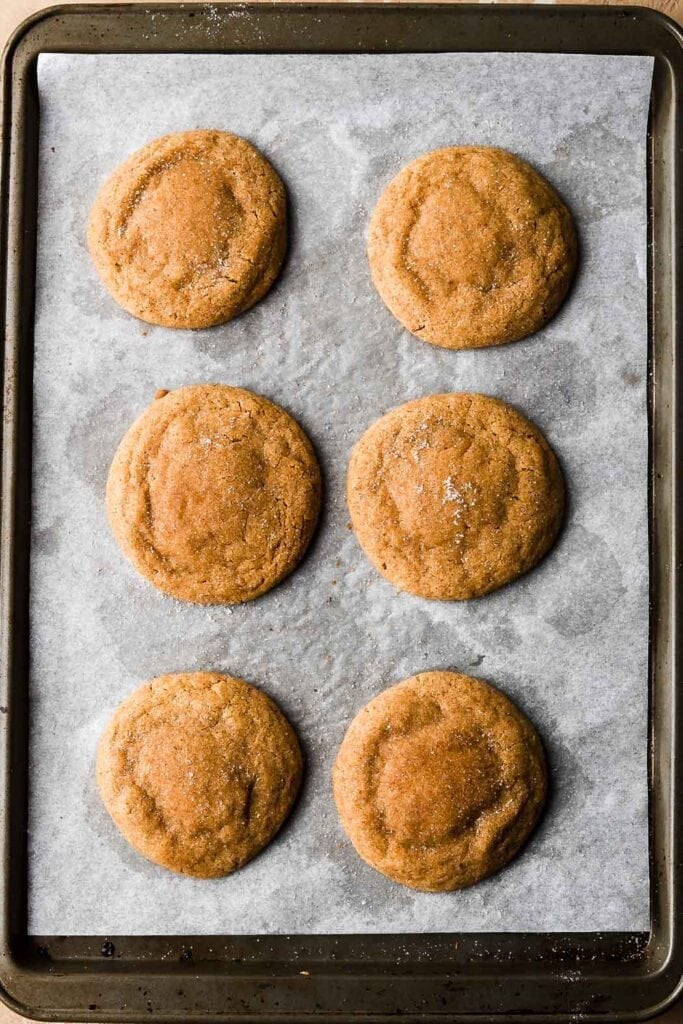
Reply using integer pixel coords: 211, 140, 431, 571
347, 393, 563, 600
106, 384, 321, 604
97, 672, 303, 878
368, 146, 577, 349
333, 671, 547, 891
88, 130, 286, 329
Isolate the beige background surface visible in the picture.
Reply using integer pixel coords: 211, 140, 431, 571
1, 0, 682, 1021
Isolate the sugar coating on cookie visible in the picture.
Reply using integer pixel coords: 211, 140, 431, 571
106, 384, 321, 604
87, 130, 286, 329
333, 671, 547, 891
368, 146, 577, 349
97, 672, 303, 878
347, 393, 564, 600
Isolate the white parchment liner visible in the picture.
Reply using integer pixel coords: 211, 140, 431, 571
29, 51, 653, 934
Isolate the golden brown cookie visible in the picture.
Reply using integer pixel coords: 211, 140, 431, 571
97, 672, 303, 878
368, 146, 577, 349
333, 671, 547, 892
106, 384, 321, 604
347, 393, 564, 600
87, 130, 286, 329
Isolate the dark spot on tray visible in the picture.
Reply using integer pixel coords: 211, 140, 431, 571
542, 525, 625, 637
180, 947, 193, 961
0, 707, 7, 714
33, 514, 67, 559
101, 940, 115, 958
622, 369, 642, 387
67, 384, 138, 495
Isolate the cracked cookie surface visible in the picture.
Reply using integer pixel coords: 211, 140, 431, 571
333, 671, 547, 891
347, 393, 564, 600
368, 146, 577, 349
87, 130, 286, 329
106, 384, 321, 604
97, 672, 303, 878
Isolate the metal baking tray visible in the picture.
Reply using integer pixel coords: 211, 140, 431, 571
0, 3, 681, 1021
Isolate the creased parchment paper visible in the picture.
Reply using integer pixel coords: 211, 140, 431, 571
30, 51, 653, 935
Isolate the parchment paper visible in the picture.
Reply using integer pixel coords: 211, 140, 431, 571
30, 51, 653, 935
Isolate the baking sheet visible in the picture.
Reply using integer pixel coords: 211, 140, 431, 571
29, 51, 653, 935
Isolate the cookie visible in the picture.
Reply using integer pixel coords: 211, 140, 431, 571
97, 672, 303, 878
333, 671, 547, 891
106, 384, 321, 604
87, 130, 286, 329
347, 393, 564, 600
368, 146, 577, 349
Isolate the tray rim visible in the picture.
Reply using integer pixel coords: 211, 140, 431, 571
1, 3, 682, 1021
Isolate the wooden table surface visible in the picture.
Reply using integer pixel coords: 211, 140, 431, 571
1, 0, 681, 1022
